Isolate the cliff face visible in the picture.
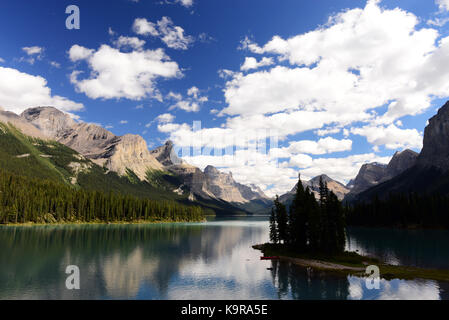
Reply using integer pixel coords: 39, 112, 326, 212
21, 107, 163, 180
347, 150, 418, 196
418, 101, 449, 171
348, 163, 388, 195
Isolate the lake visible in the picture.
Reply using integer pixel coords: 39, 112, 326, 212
1, 217, 449, 300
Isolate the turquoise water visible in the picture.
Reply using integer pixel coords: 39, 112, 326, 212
1, 217, 448, 300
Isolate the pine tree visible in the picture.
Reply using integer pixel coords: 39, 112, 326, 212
274, 196, 288, 244
289, 174, 308, 250
269, 208, 278, 244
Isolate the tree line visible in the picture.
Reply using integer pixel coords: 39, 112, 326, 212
270, 175, 346, 255
0, 169, 204, 224
346, 193, 449, 228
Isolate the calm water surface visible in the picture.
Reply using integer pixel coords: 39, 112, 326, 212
1, 217, 449, 300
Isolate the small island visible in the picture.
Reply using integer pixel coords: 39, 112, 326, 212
254, 175, 449, 282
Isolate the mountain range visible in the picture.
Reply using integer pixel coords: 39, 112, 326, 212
1, 106, 271, 215
3, 101, 449, 214
353, 101, 449, 201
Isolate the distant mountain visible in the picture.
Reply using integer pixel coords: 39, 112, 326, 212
355, 101, 449, 201
151, 141, 271, 205
279, 174, 350, 207
345, 150, 418, 198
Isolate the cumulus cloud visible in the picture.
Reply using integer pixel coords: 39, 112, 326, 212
21, 46, 44, 64
133, 18, 159, 37
176, 0, 194, 8
437, 0, 449, 11
168, 86, 208, 112
351, 124, 423, 150
22, 46, 43, 56
113, 36, 146, 51
160, 0, 449, 194
229, 0, 449, 126
69, 44, 181, 100
0, 66, 83, 114
240, 57, 274, 71
157, 113, 175, 123
68, 45, 94, 61
133, 17, 194, 50
286, 137, 353, 155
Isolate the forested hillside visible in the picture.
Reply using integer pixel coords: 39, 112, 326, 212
0, 170, 204, 224
0, 122, 247, 218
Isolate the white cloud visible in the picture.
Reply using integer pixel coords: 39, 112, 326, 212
176, 0, 193, 7
0, 66, 83, 114
437, 0, 449, 11
133, 17, 194, 50
68, 45, 94, 61
49, 61, 61, 68
240, 57, 274, 71
0, 57, 5, 63
69, 44, 181, 100
287, 137, 352, 155
157, 113, 175, 123
22, 46, 43, 56
133, 18, 159, 37
114, 36, 146, 51
351, 124, 423, 150
168, 86, 208, 112
228, 0, 449, 127
159, 1, 449, 194
119, 120, 128, 124
20, 46, 44, 65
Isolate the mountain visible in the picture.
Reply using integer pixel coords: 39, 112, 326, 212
279, 174, 350, 207
355, 101, 449, 201
21, 107, 164, 181
150, 140, 270, 205
2, 106, 271, 214
0, 108, 47, 139
417, 101, 449, 171
346, 150, 418, 197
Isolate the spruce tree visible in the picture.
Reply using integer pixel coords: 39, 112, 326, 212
274, 196, 288, 244
269, 207, 278, 244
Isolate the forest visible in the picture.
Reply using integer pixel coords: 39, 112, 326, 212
346, 193, 449, 229
270, 175, 346, 255
0, 169, 205, 224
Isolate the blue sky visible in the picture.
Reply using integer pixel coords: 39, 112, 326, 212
1, 0, 449, 195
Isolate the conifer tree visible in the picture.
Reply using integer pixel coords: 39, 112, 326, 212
269, 208, 278, 244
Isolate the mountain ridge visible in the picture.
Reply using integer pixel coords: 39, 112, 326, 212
5, 106, 270, 209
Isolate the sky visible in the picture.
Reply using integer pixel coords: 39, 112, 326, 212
1, 0, 449, 196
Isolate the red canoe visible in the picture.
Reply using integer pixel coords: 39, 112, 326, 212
260, 256, 280, 260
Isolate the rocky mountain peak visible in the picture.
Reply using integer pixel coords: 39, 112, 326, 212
150, 140, 183, 167
418, 100, 449, 171
347, 149, 418, 197
21, 107, 76, 139
204, 165, 220, 175
388, 149, 418, 176
0, 109, 47, 139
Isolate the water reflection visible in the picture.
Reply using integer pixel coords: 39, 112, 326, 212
0, 220, 448, 300
346, 227, 449, 269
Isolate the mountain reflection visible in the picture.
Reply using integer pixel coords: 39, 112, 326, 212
0, 220, 447, 300
0, 221, 259, 299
